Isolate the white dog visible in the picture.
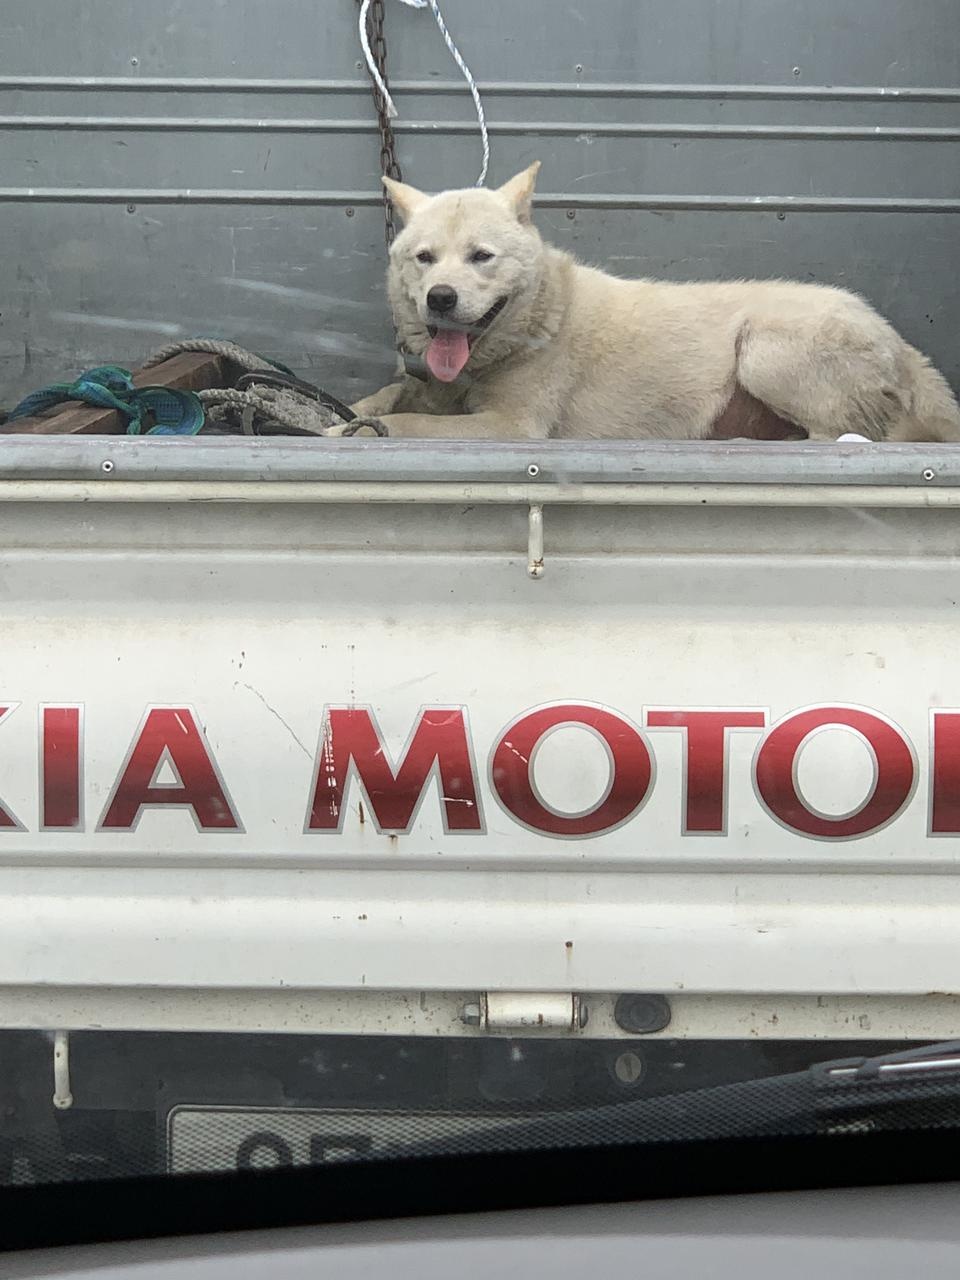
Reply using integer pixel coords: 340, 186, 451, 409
338, 162, 960, 443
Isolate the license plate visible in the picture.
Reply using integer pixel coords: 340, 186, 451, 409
166, 1105, 519, 1174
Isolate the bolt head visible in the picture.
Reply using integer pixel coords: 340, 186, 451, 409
613, 1050, 644, 1084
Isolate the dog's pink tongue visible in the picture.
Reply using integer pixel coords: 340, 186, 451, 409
426, 329, 470, 382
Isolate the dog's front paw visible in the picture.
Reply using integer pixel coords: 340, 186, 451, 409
323, 415, 389, 439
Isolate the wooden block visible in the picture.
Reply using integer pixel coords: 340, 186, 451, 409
0, 352, 229, 436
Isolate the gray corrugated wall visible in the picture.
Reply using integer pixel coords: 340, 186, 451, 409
0, 0, 957, 408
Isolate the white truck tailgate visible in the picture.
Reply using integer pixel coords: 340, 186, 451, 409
0, 436, 958, 1039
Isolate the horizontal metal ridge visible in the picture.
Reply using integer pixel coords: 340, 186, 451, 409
3, 116, 958, 141
0, 437, 956, 488
0, 189, 957, 213
1, 76, 959, 101
0, 479, 956, 508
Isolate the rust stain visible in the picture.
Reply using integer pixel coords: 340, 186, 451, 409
358, 800, 365, 826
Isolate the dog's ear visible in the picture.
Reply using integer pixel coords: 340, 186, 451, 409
497, 161, 541, 224
382, 176, 429, 223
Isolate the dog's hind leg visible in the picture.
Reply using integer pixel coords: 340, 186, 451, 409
733, 313, 916, 441
734, 305, 960, 443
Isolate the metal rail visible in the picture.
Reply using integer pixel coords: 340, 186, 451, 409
0, 480, 958, 507
0, 438, 955, 487
1, 188, 957, 212
2, 76, 959, 100
3, 116, 958, 141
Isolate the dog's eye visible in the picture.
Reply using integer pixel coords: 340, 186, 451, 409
415, 250, 435, 265
470, 249, 495, 264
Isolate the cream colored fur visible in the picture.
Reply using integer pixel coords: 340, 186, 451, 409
334, 162, 960, 443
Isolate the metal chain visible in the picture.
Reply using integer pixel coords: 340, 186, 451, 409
358, 0, 404, 249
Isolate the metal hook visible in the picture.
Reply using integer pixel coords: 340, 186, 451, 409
528, 503, 544, 579
52, 1030, 73, 1110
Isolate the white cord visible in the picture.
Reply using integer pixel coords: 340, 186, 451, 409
421, 0, 489, 186
358, 0, 397, 117
358, 0, 490, 185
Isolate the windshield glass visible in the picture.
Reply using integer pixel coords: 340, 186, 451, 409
0, 0, 959, 1207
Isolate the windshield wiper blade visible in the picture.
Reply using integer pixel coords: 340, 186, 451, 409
817, 1040, 960, 1082
383, 1040, 960, 1163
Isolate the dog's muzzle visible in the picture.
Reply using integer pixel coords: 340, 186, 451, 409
426, 294, 509, 339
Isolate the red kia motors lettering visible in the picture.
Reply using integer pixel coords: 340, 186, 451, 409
930, 711, 960, 836
99, 706, 241, 831
491, 703, 653, 837
646, 709, 767, 834
0, 700, 958, 839
41, 704, 83, 831
0, 705, 22, 830
754, 705, 916, 839
307, 706, 482, 833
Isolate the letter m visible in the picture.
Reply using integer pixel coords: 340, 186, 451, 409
307, 706, 483, 834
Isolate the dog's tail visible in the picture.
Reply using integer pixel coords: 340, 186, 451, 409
894, 345, 960, 442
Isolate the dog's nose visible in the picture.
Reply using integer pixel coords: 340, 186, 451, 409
427, 285, 458, 314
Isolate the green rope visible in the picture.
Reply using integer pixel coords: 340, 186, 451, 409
6, 366, 204, 435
